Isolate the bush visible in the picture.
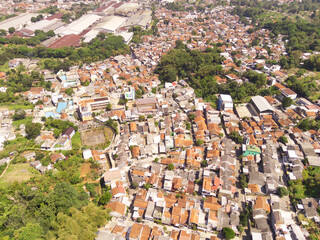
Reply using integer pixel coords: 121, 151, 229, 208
239, 173, 248, 189
282, 97, 293, 108
201, 159, 207, 167
167, 163, 174, 170
277, 186, 289, 197
222, 227, 235, 240
13, 109, 26, 120
132, 182, 138, 189
229, 131, 243, 144
278, 135, 288, 144
139, 115, 146, 122
196, 139, 204, 146
25, 122, 41, 139
65, 88, 74, 96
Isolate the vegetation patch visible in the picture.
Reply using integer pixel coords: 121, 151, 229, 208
12, 116, 32, 128
0, 163, 39, 186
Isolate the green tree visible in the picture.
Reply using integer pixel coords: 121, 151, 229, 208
143, 183, 152, 190
47, 182, 88, 213
106, 103, 112, 111
239, 173, 248, 189
201, 159, 208, 167
239, 211, 248, 227
152, 88, 157, 94
8, 27, 15, 34
118, 98, 127, 105
139, 115, 146, 122
222, 227, 235, 240
189, 113, 196, 121
167, 163, 174, 171
282, 97, 293, 108
0, 29, 6, 36
237, 226, 244, 234
14, 223, 44, 240
279, 135, 288, 144
132, 182, 139, 189
277, 186, 289, 197
52, 203, 110, 239
196, 139, 204, 146
25, 122, 41, 139
98, 191, 112, 205
12, 109, 26, 120
229, 131, 243, 144
65, 88, 74, 96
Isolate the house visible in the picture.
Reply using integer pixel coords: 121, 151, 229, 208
50, 152, 66, 164
111, 184, 126, 198
128, 223, 144, 240
218, 94, 233, 111
83, 149, 93, 160
96, 230, 125, 240
145, 201, 155, 221
21, 151, 36, 160
281, 88, 297, 100
249, 96, 274, 115
135, 98, 157, 109
106, 201, 126, 219
62, 127, 75, 139
301, 198, 320, 222
103, 168, 125, 184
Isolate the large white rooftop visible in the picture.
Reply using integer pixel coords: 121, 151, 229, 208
220, 94, 233, 103
94, 15, 127, 33
251, 96, 274, 113
0, 13, 37, 30
55, 14, 102, 36
26, 19, 60, 31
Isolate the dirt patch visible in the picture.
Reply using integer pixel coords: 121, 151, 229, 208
80, 127, 114, 149
80, 163, 91, 178
104, 127, 114, 142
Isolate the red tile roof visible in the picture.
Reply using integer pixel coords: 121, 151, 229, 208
48, 34, 81, 49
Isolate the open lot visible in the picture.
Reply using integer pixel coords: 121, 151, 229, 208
80, 127, 114, 149
80, 162, 91, 178
0, 163, 39, 186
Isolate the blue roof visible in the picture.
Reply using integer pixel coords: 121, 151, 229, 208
60, 75, 67, 81
57, 102, 67, 113
45, 112, 59, 118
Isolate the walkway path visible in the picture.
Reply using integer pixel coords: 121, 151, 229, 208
0, 158, 12, 178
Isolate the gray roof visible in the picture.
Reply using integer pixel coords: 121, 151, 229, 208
251, 96, 274, 113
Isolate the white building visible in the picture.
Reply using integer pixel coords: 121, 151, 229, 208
218, 94, 233, 111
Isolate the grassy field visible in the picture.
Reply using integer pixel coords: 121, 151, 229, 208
0, 163, 39, 186
71, 131, 82, 150
104, 127, 114, 143
12, 116, 32, 128
0, 104, 34, 111
0, 61, 9, 72
258, 11, 284, 24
